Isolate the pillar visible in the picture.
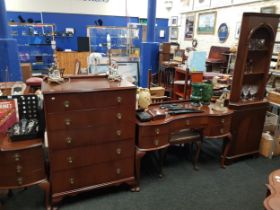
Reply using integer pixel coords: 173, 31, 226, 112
140, 0, 159, 87
0, 0, 22, 82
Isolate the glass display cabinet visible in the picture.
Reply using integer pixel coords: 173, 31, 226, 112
87, 26, 141, 59
10, 23, 55, 74
227, 13, 280, 163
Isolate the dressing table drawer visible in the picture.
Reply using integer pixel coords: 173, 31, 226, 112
171, 116, 208, 131
207, 115, 231, 126
137, 135, 169, 150
139, 125, 169, 138
204, 124, 231, 137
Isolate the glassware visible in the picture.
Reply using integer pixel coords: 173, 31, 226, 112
242, 85, 250, 101
249, 85, 258, 100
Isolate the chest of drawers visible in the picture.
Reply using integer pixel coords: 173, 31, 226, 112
42, 76, 137, 207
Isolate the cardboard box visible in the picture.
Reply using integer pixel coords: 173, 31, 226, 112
259, 132, 274, 158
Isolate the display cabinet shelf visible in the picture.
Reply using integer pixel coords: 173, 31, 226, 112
9, 23, 55, 73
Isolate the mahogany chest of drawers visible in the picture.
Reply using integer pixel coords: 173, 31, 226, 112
42, 76, 137, 207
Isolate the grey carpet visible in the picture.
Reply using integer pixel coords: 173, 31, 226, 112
2, 140, 279, 210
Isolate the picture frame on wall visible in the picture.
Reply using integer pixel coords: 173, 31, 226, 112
260, 6, 276, 14
169, 26, 178, 40
170, 16, 178, 26
184, 15, 195, 40
197, 12, 216, 34
234, 22, 241, 39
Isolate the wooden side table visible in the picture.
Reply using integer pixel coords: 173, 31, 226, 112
0, 134, 50, 210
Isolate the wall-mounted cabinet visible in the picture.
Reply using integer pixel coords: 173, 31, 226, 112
10, 23, 55, 74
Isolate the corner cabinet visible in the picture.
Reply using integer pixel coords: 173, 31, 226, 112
227, 13, 280, 162
10, 23, 55, 74
42, 76, 137, 208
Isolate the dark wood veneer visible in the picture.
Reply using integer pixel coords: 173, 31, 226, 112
42, 76, 137, 208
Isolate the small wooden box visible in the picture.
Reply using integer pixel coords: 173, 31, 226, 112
267, 90, 280, 104
150, 87, 165, 97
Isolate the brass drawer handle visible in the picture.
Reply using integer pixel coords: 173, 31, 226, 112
116, 130, 122, 136
220, 129, 224, 134
64, 100, 70, 108
69, 178, 75, 185
66, 137, 72, 144
154, 139, 159, 146
65, 118, 71, 126
186, 120, 190, 126
155, 128, 160, 135
17, 177, 23, 185
51, 97, 56, 101
14, 153, 21, 161
116, 148, 122, 155
68, 157, 73, 164
116, 113, 122, 120
117, 96, 122, 103
221, 119, 225, 123
116, 168, 121, 175
16, 165, 22, 173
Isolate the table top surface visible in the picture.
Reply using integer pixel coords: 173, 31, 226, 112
42, 75, 136, 94
0, 133, 43, 152
137, 102, 233, 126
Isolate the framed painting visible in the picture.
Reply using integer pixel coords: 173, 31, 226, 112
170, 16, 178, 26
260, 6, 276, 14
197, 12, 216, 34
184, 15, 195, 40
234, 22, 241, 39
169, 26, 179, 40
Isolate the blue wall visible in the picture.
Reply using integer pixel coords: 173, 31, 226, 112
7, 11, 169, 51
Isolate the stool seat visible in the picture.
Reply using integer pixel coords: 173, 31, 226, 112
170, 129, 201, 144
206, 58, 224, 64
26, 77, 43, 87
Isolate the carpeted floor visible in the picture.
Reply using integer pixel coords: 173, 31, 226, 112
1, 140, 279, 210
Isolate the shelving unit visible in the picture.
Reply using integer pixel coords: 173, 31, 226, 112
10, 23, 55, 74
227, 13, 280, 163
173, 67, 190, 100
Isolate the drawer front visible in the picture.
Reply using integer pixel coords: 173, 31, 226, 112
170, 116, 208, 131
138, 135, 169, 149
208, 115, 231, 127
139, 125, 169, 138
204, 124, 231, 137
0, 158, 45, 177
46, 107, 134, 131
50, 140, 134, 172
51, 158, 134, 193
47, 124, 135, 150
0, 146, 44, 167
44, 90, 135, 113
0, 169, 45, 188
